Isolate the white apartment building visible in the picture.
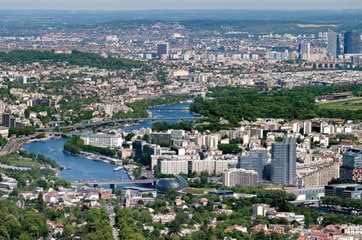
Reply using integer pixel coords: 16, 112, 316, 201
222, 168, 258, 187
159, 160, 188, 175
81, 133, 123, 148
201, 134, 219, 150
158, 157, 232, 175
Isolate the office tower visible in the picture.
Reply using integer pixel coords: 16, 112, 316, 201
222, 168, 258, 187
340, 149, 362, 182
271, 137, 296, 185
238, 149, 267, 181
156, 43, 169, 59
298, 41, 311, 61
2, 113, 16, 128
132, 140, 146, 161
327, 30, 341, 57
344, 30, 362, 54
2, 113, 10, 127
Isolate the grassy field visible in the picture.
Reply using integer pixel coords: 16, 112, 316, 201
0, 154, 43, 168
317, 98, 362, 111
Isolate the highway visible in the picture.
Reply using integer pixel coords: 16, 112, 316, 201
0, 137, 30, 156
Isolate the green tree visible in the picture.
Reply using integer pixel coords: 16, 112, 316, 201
36, 193, 46, 213
61, 224, 75, 240
166, 220, 181, 236
18, 232, 32, 240
0, 226, 10, 240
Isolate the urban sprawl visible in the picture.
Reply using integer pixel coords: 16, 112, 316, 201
0, 12, 362, 240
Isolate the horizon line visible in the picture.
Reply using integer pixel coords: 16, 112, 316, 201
0, 8, 361, 12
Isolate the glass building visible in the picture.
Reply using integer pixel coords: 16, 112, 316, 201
344, 30, 361, 54
156, 175, 188, 193
327, 30, 341, 57
271, 137, 296, 185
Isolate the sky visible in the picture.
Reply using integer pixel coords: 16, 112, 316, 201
1, 0, 361, 11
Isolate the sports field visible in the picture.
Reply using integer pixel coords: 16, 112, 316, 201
317, 98, 362, 111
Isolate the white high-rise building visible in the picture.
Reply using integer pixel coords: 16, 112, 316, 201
81, 133, 123, 148
222, 168, 258, 187
159, 160, 188, 175
190, 160, 230, 174
303, 121, 312, 135
298, 41, 311, 61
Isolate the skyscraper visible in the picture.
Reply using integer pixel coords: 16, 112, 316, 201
238, 149, 267, 181
327, 30, 341, 57
271, 137, 296, 185
156, 42, 169, 59
344, 30, 362, 54
298, 41, 311, 61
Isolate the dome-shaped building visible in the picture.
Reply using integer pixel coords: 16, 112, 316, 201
156, 175, 188, 193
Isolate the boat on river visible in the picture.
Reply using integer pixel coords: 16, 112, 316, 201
113, 166, 123, 172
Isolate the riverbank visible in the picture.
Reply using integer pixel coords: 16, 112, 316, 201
21, 101, 197, 181
80, 151, 123, 166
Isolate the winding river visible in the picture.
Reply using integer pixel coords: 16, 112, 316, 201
22, 102, 197, 181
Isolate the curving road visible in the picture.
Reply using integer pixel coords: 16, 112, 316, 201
0, 137, 29, 156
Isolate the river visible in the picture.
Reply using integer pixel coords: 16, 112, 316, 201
21, 102, 197, 181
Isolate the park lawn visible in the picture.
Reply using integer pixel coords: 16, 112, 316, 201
317, 98, 362, 111
0, 155, 44, 168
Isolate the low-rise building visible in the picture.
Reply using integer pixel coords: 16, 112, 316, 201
324, 184, 362, 199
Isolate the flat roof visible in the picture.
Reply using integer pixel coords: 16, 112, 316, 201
121, 186, 156, 192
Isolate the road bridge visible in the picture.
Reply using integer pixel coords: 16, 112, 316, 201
38, 116, 202, 132
70, 178, 157, 188
150, 108, 190, 111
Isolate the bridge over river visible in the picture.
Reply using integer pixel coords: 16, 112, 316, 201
70, 178, 157, 188
38, 116, 201, 132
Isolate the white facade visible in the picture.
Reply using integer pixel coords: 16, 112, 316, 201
252, 204, 271, 217
190, 159, 230, 174
0, 127, 9, 139
214, 160, 230, 174
341, 224, 362, 236
81, 133, 123, 148
190, 160, 215, 174
202, 135, 218, 150
170, 129, 185, 139
222, 168, 258, 187
303, 120, 312, 135
159, 160, 188, 175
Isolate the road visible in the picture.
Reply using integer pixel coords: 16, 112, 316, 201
105, 202, 118, 240
0, 163, 31, 171
0, 137, 29, 156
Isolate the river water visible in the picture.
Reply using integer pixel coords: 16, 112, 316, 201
22, 102, 197, 181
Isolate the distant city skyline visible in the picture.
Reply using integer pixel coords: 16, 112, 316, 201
1, 0, 361, 11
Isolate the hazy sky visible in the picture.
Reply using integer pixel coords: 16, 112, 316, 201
1, 0, 361, 10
